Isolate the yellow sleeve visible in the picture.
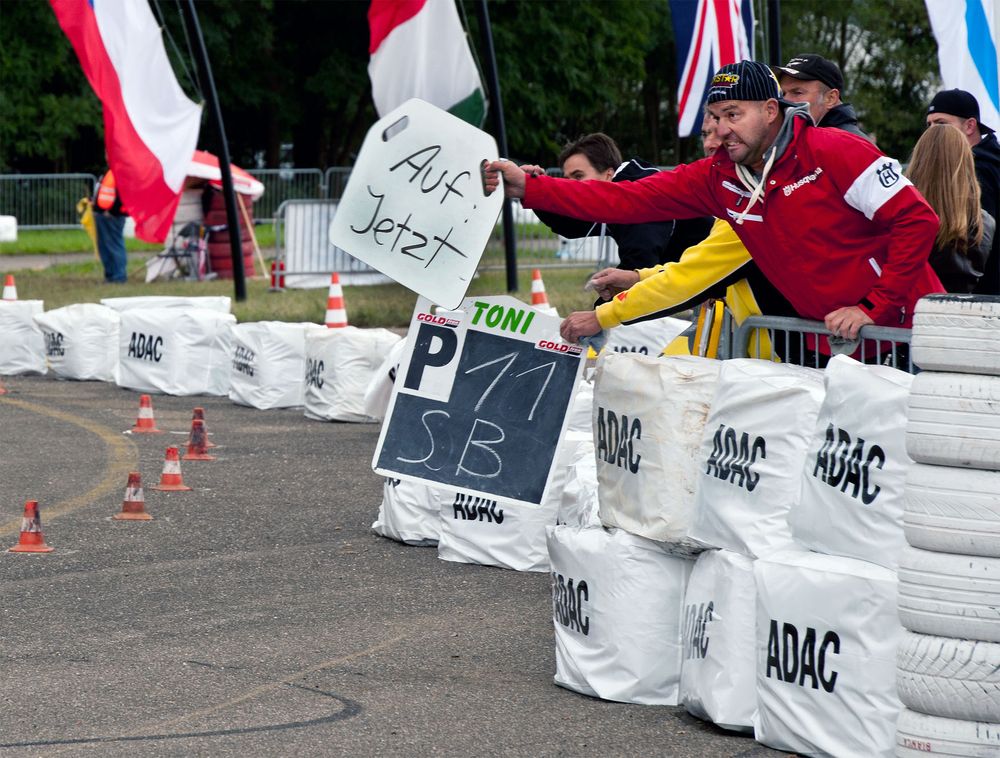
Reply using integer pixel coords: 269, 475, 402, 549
596, 219, 752, 329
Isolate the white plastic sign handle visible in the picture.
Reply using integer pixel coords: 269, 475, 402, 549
329, 99, 503, 309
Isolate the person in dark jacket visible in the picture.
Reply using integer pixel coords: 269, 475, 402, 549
906, 124, 996, 293
774, 54, 871, 142
530, 133, 713, 271
926, 89, 1000, 294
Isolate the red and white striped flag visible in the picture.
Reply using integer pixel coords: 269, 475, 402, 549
368, 0, 486, 126
51, 0, 202, 243
671, 0, 755, 137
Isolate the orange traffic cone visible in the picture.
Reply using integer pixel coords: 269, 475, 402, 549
190, 407, 216, 448
113, 472, 153, 520
151, 446, 192, 491
530, 269, 549, 307
324, 273, 349, 328
2, 274, 17, 301
130, 394, 164, 434
8, 500, 54, 553
183, 419, 216, 461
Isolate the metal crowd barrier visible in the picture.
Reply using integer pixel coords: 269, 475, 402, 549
730, 315, 915, 373
247, 168, 325, 222
0, 173, 98, 229
272, 199, 387, 288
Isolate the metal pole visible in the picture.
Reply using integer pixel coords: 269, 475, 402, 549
475, 0, 517, 292
183, 0, 246, 301
767, 0, 782, 66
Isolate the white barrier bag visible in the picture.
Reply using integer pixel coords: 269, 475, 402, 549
437, 488, 559, 572
557, 432, 601, 528
304, 327, 402, 422
603, 315, 690, 357
33, 303, 120, 382
116, 307, 235, 396
754, 550, 902, 758
679, 549, 757, 732
546, 525, 693, 704
101, 295, 231, 313
361, 337, 408, 421
565, 377, 594, 435
791, 356, 914, 569
691, 360, 825, 558
595, 353, 721, 549
228, 322, 324, 410
371, 477, 442, 546
0, 300, 45, 375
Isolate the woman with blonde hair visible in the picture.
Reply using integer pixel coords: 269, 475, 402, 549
906, 124, 995, 292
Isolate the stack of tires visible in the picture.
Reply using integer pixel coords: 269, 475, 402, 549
896, 294, 1000, 754
205, 188, 255, 279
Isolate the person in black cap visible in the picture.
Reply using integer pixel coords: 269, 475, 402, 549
485, 60, 943, 344
927, 89, 1000, 294
774, 53, 870, 141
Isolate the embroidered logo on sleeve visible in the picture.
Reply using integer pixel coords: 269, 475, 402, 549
876, 162, 900, 188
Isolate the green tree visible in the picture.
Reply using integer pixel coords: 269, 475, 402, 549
779, 0, 939, 159
0, 0, 102, 173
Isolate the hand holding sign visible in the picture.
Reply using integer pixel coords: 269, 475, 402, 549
329, 99, 504, 309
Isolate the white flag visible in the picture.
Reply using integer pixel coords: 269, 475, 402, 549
367, 0, 486, 126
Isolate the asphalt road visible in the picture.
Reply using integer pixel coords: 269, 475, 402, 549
0, 374, 786, 758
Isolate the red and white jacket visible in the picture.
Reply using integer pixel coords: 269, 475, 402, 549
522, 118, 943, 327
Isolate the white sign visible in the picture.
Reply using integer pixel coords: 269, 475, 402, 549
329, 99, 504, 309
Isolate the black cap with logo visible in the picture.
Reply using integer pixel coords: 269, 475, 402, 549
927, 89, 995, 135
774, 54, 845, 92
706, 60, 786, 104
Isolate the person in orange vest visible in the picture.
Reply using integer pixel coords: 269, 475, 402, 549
93, 170, 129, 283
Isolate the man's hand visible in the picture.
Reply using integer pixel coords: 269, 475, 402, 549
560, 310, 602, 343
824, 305, 873, 339
483, 160, 527, 199
588, 267, 640, 301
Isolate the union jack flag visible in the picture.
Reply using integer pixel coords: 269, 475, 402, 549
670, 0, 755, 137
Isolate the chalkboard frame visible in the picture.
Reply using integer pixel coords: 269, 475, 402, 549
373, 296, 587, 507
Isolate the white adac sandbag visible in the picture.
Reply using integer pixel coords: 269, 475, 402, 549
754, 550, 902, 758
0, 300, 45, 375
791, 355, 914, 570
304, 326, 402, 422
557, 432, 601, 528
546, 525, 693, 704
564, 377, 594, 435
594, 353, 721, 550
436, 489, 558, 572
692, 360, 825, 558
33, 303, 120, 382
361, 337, 408, 422
603, 315, 690, 357
679, 549, 757, 732
116, 307, 235, 396
371, 476, 442, 547
228, 321, 325, 409
435, 427, 587, 571
101, 295, 231, 313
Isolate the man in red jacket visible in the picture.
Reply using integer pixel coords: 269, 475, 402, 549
485, 60, 942, 341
